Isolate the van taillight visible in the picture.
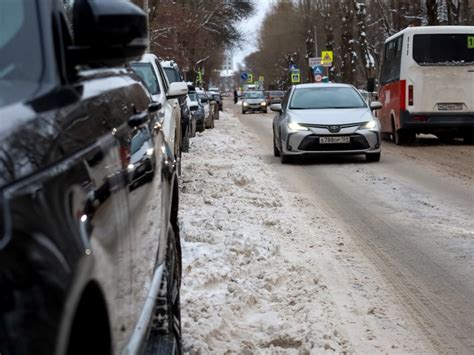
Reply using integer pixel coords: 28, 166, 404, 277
408, 85, 414, 106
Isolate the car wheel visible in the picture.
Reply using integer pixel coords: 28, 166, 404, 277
182, 126, 190, 153
273, 131, 280, 157
366, 152, 381, 162
280, 138, 291, 164
263, 109, 268, 114
242, 110, 246, 114
210, 116, 215, 129
146, 225, 182, 355
463, 132, 474, 144
215, 111, 220, 120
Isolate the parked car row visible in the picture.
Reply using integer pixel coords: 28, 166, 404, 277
0, 1, 185, 354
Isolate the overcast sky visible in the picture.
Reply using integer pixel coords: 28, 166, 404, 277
233, 0, 273, 70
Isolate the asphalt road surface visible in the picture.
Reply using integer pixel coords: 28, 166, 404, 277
234, 102, 474, 354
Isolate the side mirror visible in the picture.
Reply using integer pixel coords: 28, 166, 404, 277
167, 82, 188, 99
367, 78, 375, 93
270, 103, 282, 112
70, 0, 147, 67
148, 102, 162, 113
370, 101, 383, 111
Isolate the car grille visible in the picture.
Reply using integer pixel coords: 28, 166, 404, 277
298, 135, 369, 151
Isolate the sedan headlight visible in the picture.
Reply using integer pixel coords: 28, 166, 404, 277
261, 102, 267, 106
243, 102, 249, 107
359, 120, 378, 130
287, 121, 308, 131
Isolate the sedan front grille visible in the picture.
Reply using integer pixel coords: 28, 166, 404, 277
298, 134, 369, 151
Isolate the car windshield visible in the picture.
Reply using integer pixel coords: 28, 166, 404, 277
164, 67, 181, 83
243, 92, 264, 99
290, 87, 367, 109
0, 0, 45, 108
270, 91, 284, 97
198, 93, 207, 102
188, 92, 198, 102
131, 63, 160, 95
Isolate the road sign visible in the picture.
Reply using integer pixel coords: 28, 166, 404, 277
321, 51, 333, 66
312, 65, 324, 75
468, 36, 474, 49
247, 73, 253, 84
259, 75, 264, 82
308, 57, 321, 67
240, 72, 248, 81
314, 74, 322, 82
291, 71, 301, 84
289, 64, 297, 71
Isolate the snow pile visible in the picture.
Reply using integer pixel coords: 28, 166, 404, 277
179, 110, 432, 354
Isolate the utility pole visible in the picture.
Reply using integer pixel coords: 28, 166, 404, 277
143, 0, 150, 52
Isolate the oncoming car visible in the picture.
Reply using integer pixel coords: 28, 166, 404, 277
242, 91, 267, 114
272, 83, 382, 164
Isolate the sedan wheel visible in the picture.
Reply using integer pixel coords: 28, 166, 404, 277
366, 152, 381, 162
273, 132, 280, 157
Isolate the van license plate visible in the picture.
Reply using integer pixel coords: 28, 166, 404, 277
438, 103, 463, 111
319, 136, 350, 144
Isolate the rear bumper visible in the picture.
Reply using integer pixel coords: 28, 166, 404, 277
400, 110, 474, 131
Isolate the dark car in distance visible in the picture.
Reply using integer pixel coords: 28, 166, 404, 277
0, 1, 183, 354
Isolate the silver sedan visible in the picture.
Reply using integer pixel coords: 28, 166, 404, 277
272, 83, 382, 163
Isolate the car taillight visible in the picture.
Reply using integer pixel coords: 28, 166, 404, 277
413, 115, 427, 121
408, 84, 414, 106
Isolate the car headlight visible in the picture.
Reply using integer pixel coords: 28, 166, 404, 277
359, 120, 378, 130
243, 102, 249, 107
146, 148, 154, 156
287, 121, 308, 131
261, 102, 267, 106
127, 163, 135, 171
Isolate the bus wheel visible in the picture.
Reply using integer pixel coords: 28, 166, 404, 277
463, 133, 474, 145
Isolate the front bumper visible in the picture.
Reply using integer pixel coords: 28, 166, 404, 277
282, 128, 380, 156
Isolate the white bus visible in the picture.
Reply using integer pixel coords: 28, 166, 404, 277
378, 26, 474, 144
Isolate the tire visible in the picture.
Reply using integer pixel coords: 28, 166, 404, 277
463, 132, 474, 144
210, 116, 215, 129
242, 110, 246, 114
146, 225, 182, 355
280, 138, 291, 164
182, 126, 190, 153
273, 132, 280, 157
263, 109, 268, 114
392, 118, 414, 145
366, 152, 381, 162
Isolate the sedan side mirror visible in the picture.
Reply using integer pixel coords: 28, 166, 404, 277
270, 103, 282, 112
167, 82, 188, 99
370, 101, 383, 111
70, 0, 147, 67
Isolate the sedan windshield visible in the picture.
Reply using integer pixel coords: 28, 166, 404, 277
243, 91, 264, 99
0, 0, 45, 108
290, 87, 367, 109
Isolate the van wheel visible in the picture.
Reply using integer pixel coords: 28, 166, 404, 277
463, 132, 474, 144
392, 117, 413, 145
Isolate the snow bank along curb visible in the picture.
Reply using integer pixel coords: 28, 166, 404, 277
179, 110, 432, 354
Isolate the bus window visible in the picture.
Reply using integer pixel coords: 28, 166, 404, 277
413, 34, 474, 65
380, 35, 403, 85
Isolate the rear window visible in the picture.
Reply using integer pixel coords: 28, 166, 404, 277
164, 67, 181, 83
290, 87, 366, 109
413, 34, 474, 65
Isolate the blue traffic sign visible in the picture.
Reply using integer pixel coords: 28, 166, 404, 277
289, 64, 297, 71
241, 72, 248, 81
313, 65, 324, 75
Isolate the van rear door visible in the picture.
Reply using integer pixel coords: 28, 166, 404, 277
407, 33, 474, 114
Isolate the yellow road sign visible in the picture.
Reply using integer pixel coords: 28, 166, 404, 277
259, 76, 264, 82
291, 72, 300, 84
321, 51, 333, 64
247, 73, 253, 83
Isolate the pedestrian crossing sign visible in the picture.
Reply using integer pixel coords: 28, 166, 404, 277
291, 72, 301, 84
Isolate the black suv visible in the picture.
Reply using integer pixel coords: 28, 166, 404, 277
0, 1, 182, 354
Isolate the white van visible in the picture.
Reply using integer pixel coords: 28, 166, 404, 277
378, 26, 474, 144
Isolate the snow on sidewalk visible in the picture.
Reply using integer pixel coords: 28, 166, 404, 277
179, 110, 432, 354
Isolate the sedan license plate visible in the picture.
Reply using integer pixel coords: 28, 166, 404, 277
438, 103, 463, 111
319, 136, 350, 144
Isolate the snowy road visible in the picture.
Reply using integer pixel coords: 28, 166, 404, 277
179, 100, 473, 354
